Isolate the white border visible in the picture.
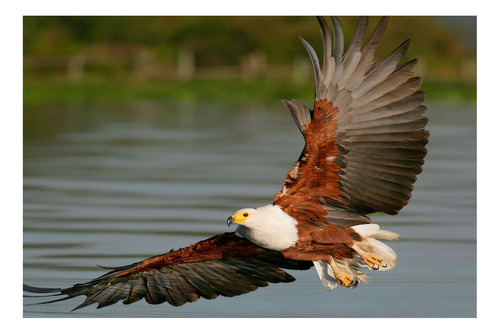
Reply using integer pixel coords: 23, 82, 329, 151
5, 0, 491, 332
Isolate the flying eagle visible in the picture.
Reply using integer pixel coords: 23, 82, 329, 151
24, 16, 429, 311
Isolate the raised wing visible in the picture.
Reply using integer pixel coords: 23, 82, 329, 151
275, 17, 429, 225
24, 233, 312, 310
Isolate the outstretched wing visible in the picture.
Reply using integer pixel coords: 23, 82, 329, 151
24, 233, 312, 310
275, 17, 429, 226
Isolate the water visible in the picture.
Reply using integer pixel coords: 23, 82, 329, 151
23, 101, 476, 317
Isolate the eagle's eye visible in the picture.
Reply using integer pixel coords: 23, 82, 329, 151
243, 213, 249, 217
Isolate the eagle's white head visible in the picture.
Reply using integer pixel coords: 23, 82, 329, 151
226, 204, 298, 251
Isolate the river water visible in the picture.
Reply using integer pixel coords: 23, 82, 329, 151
23, 101, 476, 317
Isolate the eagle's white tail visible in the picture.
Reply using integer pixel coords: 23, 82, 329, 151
313, 260, 338, 291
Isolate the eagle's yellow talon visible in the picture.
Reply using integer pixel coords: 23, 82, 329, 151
335, 271, 359, 289
351, 244, 387, 270
362, 254, 385, 270
327, 256, 360, 289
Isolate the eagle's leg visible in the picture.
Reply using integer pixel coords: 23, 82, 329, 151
351, 244, 387, 270
326, 256, 359, 289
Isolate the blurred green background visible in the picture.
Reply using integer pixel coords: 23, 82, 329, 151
23, 16, 476, 106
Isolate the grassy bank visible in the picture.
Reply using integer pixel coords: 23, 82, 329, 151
23, 76, 476, 107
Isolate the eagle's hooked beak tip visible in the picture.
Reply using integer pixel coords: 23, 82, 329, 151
227, 216, 235, 227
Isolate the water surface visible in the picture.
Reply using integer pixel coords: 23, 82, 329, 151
23, 101, 476, 317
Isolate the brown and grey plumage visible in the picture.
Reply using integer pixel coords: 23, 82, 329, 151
24, 16, 429, 310
25, 234, 311, 311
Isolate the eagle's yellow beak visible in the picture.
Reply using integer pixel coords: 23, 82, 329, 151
226, 212, 249, 226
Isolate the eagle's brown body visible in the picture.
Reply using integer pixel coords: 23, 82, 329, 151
282, 224, 357, 262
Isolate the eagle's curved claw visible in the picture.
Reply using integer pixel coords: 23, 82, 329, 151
351, 244, 387, 270
335, 271, 359, 289
362, 254, 386, 270
349, 276, 359, 289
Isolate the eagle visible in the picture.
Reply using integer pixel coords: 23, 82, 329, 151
24, 16, 429, 311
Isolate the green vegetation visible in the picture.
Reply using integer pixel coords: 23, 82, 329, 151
422, 79, 476, 102
23, 77, 312, 106
23, 76, 475, 106
23, 16, 476, 106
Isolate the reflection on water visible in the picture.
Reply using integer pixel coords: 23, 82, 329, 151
23, 101, 476, 317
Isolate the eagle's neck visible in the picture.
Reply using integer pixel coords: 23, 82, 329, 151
235, 204, 298, 251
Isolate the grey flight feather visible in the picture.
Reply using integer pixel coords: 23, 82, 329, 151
299, 36, 323, 96
280, 16, 429, 218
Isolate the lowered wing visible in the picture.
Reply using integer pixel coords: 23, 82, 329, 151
24, 233, 312, 310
